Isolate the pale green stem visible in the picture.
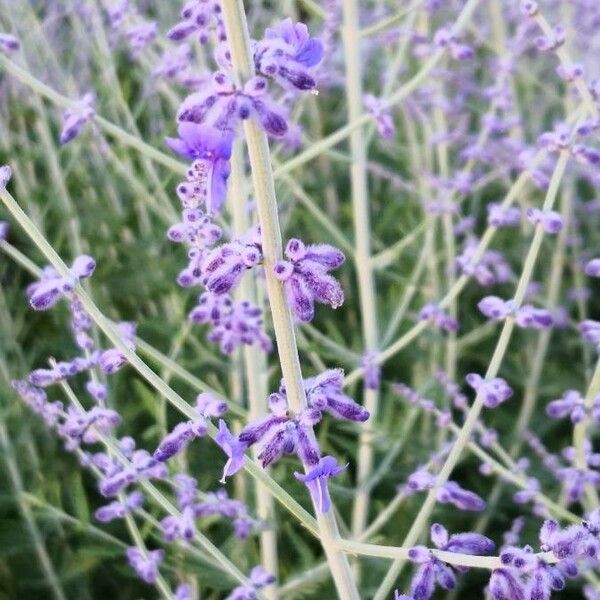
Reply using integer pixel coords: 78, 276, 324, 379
229, 141, 279, 598
219, 2, 359, 598
370, 222, 427, 271
573, 357, 600, 508
336, 539, 557, 569
373, 150, 571, 600
341, 0, 381, 541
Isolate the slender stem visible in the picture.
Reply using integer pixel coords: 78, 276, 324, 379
573, 356, 600, 508
373, 150, 571, 600
219, 3, 359, 598
341, 0, 381, 540
229, 141, 279, 598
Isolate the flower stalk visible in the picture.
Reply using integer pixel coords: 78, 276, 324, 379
219, 2, 360, 598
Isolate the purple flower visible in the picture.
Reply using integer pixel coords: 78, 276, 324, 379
456, 237, 513, 286
487, 203, 521, 227
579, 320, 600, 352
478, 296, 514, 320
215, 419, 247, 482
190, 293, 272, 355
255, 18, 324, 91
126, 547, 164, 584
123, 20, 157, 56
466, 373, 513, 408
174, 583, 194, 600
488, 568, 526, 600
167, 1, 225, 45
303, 369, 369, 422
60, 93, 95, 144
199, 226, 262, 295
27, 256, 95, 311
546, 390, 588, 423
364, 94, 395, 140
418, 303, 459, 332
360, 352, 381, 390
274, 239, 345, 322
294, 455, 346, 512
515, 305, 554, 329
0, 33, 19, 53
176, 72, 290, 140
12, 380, 63, 426
153, 419, 207, 462
165, 123, 232, 213
585, 258, 600, 278
526, 208, 563, 234
0, 164, 11, 188
95, 491, 144, 523
436, 481, 486, 512
196, 392, 227, 418
225, 566, 275, 600
406, 525, 493, 600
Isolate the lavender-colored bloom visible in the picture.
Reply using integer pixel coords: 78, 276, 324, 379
478, 296, 514, 320
526, 208, 563, 234
466, 373, 513, 408
0, 165, 9, 188
167, 0, 225, 45
126, 547, 164, 584
418, 303, 459, 332
585, 258, 600, 278
190, 293, 272, 354
360, 352, 381, 390
173, 583, 194, 600
273, 239, 345, 322
153, 419, 207, 462
123, 20, 157, 56
255, 18, 324, 91
60, 93, 95, 144
364, 94, 395, 140
176, 72, 290, 141
436, 481, 486, 512
27, 256, 95, 310
162, 505, 196, 541
456, 236, 513, 286
546, 390, 587, 423
294, 455, 346, 512
165, 123, 232, 214
153, 44, 193, 80
433, 27, 474, 60
199, 226, 262, 295
225, 566, 275, 600
579, 320, 600, 352
487, 203, 521, 227
0, 33, 19, 53
98, 348, 127, 374
95, 491, 143, 522
196, 392, 227, 418
488, 568, 526, 600
303, 369, 369, 422
515, 304, 553, 329
215, 419, 246, 482
12, 380, 63, 426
